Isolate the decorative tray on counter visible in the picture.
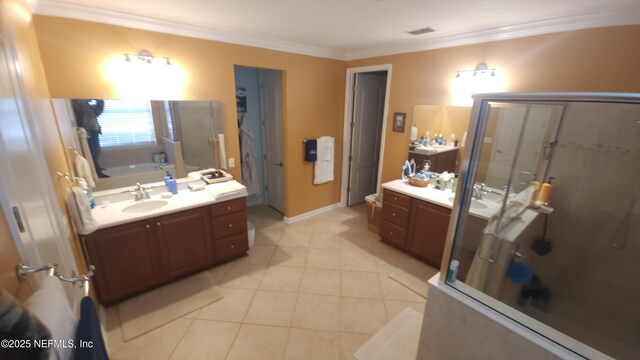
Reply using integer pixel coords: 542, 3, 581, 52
188, 168, 233, 184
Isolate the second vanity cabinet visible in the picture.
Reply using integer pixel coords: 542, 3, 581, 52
380, 189, 451, 268
83, 198, 247, 305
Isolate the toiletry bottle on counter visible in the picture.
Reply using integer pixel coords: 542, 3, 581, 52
77, 178, 95, 209
537, 177, 554, 204
447, 260, 459, 283
164, 171, 172, 185
166, 172, 178, 195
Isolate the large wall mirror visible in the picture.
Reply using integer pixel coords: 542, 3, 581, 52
54, 99, 225, 191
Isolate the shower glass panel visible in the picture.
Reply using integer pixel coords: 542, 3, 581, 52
446, 93, 640, 360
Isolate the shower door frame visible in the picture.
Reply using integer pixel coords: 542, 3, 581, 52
439, 92, 640, 360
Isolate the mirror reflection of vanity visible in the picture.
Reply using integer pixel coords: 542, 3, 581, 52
409, 105, 471, 173
53, 99, 225, 191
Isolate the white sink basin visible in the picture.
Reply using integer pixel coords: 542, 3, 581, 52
448, 196, 488, 210
122, 200, 169, 213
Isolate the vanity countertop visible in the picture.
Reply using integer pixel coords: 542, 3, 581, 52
90, 180, 248, 229
382, 179, 499, 220
382, 179, 540, 242
409, 145, 458, 155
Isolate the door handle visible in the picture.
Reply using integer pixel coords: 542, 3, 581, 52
275, 162, 283, 167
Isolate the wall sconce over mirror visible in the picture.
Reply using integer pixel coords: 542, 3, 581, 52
103, 49, 187, 99
123, 49, 172, 65
451, 62, 506, 107
456, 62, 496, 78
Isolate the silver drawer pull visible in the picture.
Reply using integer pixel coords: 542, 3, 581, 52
227, 206, 232, 210
156, 222, 161, 226
145, 224, 150, 229
230, 244, 235, 248
390, 232, 394, 236
228, 223, 233, 228
392, 213, 396, 217
393, 197, 397, 200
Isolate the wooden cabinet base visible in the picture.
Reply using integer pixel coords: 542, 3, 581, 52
380, 189, 451, 269
83, 198, 248, 305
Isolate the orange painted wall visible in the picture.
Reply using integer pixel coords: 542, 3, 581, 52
347, 25, 640, 186
33, 16, 346, 217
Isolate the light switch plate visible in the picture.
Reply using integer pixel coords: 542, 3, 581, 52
228, 158, 235, 168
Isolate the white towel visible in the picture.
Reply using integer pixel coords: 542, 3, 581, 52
74, 155, 95, 188
25, 276, 78, 360
66, 187, 98, 235
314, 136, 334, 184
77, 128, 99, 183
205, 180, 248, 200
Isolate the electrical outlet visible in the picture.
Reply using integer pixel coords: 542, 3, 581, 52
228, 158, 235, 168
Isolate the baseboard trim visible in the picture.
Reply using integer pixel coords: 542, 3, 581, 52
283, 203, 342, 223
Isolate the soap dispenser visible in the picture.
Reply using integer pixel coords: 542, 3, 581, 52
166, 171, 178, 195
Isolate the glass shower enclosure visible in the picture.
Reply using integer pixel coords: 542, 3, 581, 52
443, 93, 639, 359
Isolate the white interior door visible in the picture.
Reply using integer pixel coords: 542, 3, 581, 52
0, 35, 79, 303
348, 72, 386, 205
260, 69, 284, 213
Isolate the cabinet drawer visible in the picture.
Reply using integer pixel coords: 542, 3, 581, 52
380, 220, 407, 248
212, 211, 247, 239
214, 233, 248, 262
382, 202, 410, 228
384, 190, 411, 209
211, 198, 246, 218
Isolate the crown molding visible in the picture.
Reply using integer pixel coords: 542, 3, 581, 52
345, 10, 640, 60
34, 1, 640, 62
34, 0, 346, 60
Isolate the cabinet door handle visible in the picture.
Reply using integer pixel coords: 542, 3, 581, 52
228, 223, 233, 228
393, 197, 397, 201
145, 224, 150, 229
392, 212, 396, 217
156, 222, 161, 226
390, 231, 394, 236
230, 244, 235, 248
227, 206, 232, 210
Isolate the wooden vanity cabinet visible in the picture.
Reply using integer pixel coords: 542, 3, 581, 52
155, 207, 214, 279
380, 189, 451, 268
210, 198, 249, 262
83, 198, 248, 305
380, 191, 411, 248
408, 148, 458, 173
407, 199, 451, 267
83, 221, 163, 305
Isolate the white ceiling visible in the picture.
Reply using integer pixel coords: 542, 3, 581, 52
34, 0, 640, 60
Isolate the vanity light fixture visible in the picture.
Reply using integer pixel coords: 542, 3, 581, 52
456, 63, 496, 77
123, 49, 172, 65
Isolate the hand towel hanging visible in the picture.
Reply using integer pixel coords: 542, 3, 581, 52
314, 136, 334, 184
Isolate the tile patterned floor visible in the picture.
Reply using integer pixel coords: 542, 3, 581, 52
105, 204, 438, 360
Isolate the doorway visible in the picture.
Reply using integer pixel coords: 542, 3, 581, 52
234, 66, 285, 213
342, 66, 391, 206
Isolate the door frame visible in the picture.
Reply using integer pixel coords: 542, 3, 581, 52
340, 64, 392, 207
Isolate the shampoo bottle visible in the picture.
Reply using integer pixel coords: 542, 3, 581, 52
537, 177, 554, 204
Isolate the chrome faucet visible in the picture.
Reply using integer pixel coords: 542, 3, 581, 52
130, 183, 151, 201
473, 183, 504, 200
472, 183, 486, 200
